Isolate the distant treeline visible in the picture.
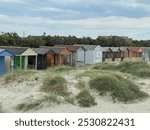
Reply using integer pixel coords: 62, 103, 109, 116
0, 32, 150, 47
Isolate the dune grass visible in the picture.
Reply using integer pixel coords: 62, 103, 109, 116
16, 102, 41, 112
4, 69, 36, 83
94, 60, 150, 78
76, 89, 97, 107
40, 76, 69, 97
89, 73, 148, 103
47, 65, 73, 72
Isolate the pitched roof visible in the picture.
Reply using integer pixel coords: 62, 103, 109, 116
0, 49, 5, 54
33, 48, 53, 55
54, 45, 81, 51
110, 47, 120, 52
50, 47, 67, 54
0, 47, 28, 55
102, 47, 111, 51
74, 44, 99, 50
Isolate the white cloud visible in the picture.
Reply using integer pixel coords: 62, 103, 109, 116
0, 14, 150, 39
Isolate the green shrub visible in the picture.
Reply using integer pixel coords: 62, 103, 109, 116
64, 95, 75, 105
4, 69, 36, 83
89, 73, 148, 103
94, 61, 150, 77
16, 102, 40, 112
41, 76, 69, 96
48, 65, 72, 72
76, 89, 97, 107
43, 93, 60, 104
77, 80, 86, 90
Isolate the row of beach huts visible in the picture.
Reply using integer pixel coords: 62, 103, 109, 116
0, 45, 150, 76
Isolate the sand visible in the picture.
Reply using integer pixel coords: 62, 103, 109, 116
0, 69, 150, 113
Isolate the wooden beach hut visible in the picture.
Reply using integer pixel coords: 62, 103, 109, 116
143, 48, 150, 62
102, 47, 113, 61
33, 48, 55, 69
50, 47, 72, 66
75, 45, 103, 64
129, 47, 144, 58
54, 45, 86, 66
1, 47, 38, 70
0, 49, 15, 76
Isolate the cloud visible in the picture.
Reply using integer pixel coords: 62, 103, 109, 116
0, 14, 150, 39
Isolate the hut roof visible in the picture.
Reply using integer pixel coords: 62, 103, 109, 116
0, 49, 5, 54
54, 45, 82, 52
0, 47, 28, 55
110, 47, 120, 52
33, 48, 53, 55
74, 44, 99, 50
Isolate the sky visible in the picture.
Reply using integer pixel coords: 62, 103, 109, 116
0, 0, 150, 40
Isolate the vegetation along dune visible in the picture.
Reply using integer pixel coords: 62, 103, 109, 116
0, 60, 150, 113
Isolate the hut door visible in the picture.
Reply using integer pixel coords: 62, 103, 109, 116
4, 56, 11, 73
0, 57, 5, 76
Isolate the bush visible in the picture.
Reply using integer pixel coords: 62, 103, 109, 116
76, 89, 97, 107
77, 80, 86, 90
94, 61, 150, 77
16, 102, 41, 112
41, 76, 69, 96
4, 69, 36, 83
89, 73, 148, 103
48, 65, 72, 72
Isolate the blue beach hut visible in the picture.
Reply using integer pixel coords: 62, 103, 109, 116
0, 49, 15, 76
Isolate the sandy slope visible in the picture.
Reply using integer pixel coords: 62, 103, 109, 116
0, 69, 150, 113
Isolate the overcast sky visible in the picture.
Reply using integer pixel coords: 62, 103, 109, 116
0, 0, 150, 40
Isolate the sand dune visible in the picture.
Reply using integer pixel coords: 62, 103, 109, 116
0, 69, 150, 113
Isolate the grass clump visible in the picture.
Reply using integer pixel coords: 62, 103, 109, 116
77, 80, 86, 90
41, 76, 69, 96
76, 89, 97, 107
64, 95, 75, 105
16, 102, 41, 112
4, 69, 36, 83
94, 61, 150, 77
48, 65, 72, 72
89, 73, 148, 103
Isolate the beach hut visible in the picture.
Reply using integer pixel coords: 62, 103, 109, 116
1, 47, 38, 70
33, 48, 55, 69
0, 49, 15, 76
102, 47, 111, 61
129, 47, 144, 58
50, 47, 72, 66
121, 47, 130, 58
54, 45, 86, 66
75, 45, 103, 64
143, 48, 150, 62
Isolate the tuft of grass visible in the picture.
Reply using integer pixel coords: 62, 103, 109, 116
48, 65, 72, 72
16, 102, 41, 112
4, 69, 36, 83
43, 93, 60, 104
64, 95, 75, 105
89, 73, 148, 103
41, 76, 69, 96
77, 80, 86, 90
94, 61, 150, 78
76, 89, 97, 107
